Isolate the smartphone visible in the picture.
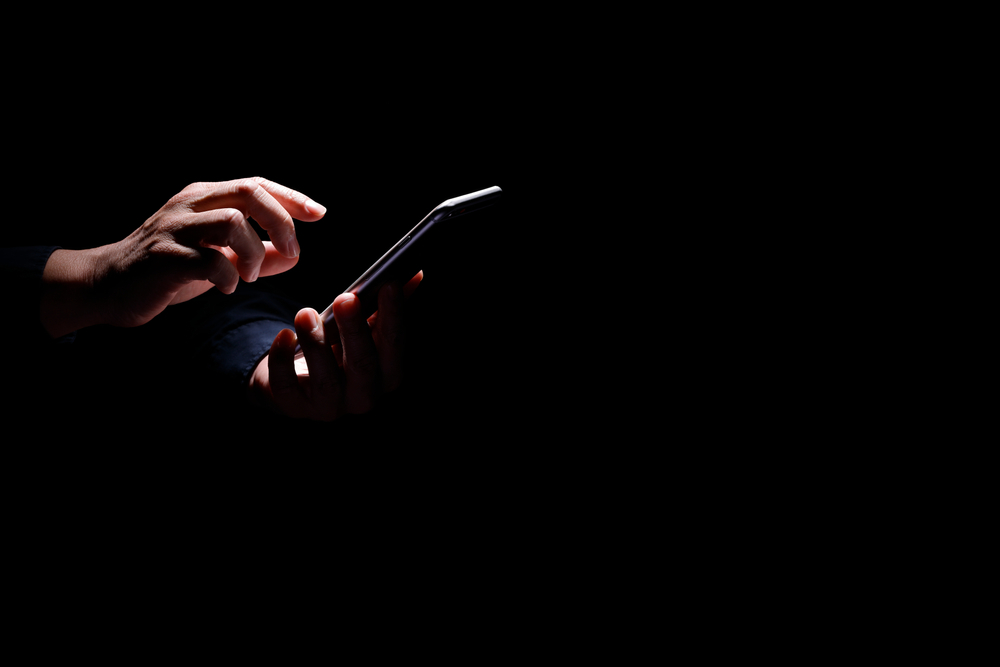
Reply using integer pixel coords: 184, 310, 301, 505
294, 185, 502, 359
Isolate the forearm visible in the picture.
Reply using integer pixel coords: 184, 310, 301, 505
40, 247, 108, 339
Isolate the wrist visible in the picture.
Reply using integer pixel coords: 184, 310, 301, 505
39, 247, 109, 338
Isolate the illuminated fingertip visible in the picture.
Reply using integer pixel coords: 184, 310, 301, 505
277, 328, 298, 349
305, 199, 326, 217
295, 308, 322, 333
404, 271, 423, 297
334, 293, 358, 317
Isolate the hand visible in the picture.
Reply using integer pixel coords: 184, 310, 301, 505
249, 272, 423, 421
40, 177, 327, 338
95, 177, 326, 328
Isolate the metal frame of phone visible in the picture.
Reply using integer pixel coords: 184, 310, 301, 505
293, 186, 502, 360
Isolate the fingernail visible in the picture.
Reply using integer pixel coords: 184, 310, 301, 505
307, 309, 321, 332
338, 293, 357, 317
305, 199, 327, 217
288, 233, 300, 258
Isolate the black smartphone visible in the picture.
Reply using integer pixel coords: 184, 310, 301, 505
294, 185, 502, 359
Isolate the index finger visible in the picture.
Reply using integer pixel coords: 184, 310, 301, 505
191, 177, 326, 258
252, 177, 326, 220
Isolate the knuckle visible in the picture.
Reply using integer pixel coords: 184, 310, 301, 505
232, 178, 261, 198
168, 182, 204, 205
245, 243, 266, 265
251, 176, 286, 198
222, 207, 245, 230
146, 237, 183, 261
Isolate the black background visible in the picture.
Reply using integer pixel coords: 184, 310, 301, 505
4, 56, 573, 449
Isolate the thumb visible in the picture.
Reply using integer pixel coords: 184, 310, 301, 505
257, 241, 300, 277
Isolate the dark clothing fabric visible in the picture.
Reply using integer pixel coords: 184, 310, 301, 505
2, 246, 301, 434
143, 284, 300, 398
1, 246, 68, 346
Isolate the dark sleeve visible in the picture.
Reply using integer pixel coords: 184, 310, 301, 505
144, 283, 303, 400
0, 246, 68, 347
2, 248, 303, 429
190, 288, 300, 392
32, 280, 303, 432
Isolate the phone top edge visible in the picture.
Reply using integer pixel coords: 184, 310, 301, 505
437, 185, 502, 210
311, 186, 503, 329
